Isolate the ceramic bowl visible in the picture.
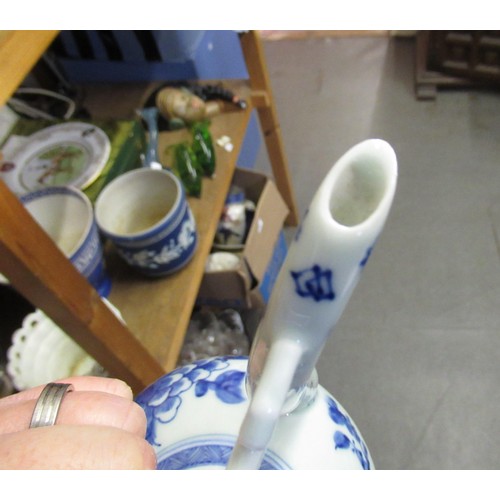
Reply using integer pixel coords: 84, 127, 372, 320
20, 186, 111, 297
94, 168, 197, 277
135, 356, 374, 470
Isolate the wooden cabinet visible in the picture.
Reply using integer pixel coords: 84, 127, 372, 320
0, 31, 298, 393
415, 31, 500, 99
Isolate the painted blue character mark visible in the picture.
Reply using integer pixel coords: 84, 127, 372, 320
290, 264, 335, 302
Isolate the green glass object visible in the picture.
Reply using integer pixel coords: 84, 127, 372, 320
174, 143, 202, 197
191, 122, 216, 177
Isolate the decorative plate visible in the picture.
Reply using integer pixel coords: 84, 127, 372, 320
1, 122, 110, 194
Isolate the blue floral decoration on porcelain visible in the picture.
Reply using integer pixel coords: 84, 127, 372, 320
359, 246, 373, 267
136, 356, 372, 469
136, 357, 246, 447
120, 209, 197, 275
155, 437, 289, 470
327, 397, 371, 470
136, 356, 286, 469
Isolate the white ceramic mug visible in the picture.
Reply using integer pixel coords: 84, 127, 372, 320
94, 168, 197, 277
20, 186, 111, 297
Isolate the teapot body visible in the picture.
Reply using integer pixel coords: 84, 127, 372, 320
135, 356, 373, 470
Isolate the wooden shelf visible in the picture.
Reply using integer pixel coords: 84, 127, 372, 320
0, 30, 58, 107
106, 101, 252, 372
0, 30, 298, 394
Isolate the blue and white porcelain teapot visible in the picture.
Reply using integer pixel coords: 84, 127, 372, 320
136, 139, 398, 470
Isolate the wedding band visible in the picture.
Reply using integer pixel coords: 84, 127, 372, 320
29, 383, 74, 428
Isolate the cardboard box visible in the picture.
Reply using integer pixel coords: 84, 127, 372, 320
196, 168, 289, 309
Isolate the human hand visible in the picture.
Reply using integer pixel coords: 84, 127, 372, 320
0, 376, 156, 469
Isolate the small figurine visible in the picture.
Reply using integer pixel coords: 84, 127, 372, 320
155, 87, 221, 128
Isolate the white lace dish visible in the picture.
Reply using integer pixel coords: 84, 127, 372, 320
6, 299, 122, 390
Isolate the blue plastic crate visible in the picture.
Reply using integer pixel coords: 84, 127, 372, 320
54, 30, 249, 83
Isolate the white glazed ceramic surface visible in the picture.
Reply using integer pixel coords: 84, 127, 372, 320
20, 186, 111, 297
95, 168, 197, 276
6, 301, 122, 390
226, 139, 397, 468
248, 139, 398, 393
135, 356, 373, 470
2, 122, 110, 194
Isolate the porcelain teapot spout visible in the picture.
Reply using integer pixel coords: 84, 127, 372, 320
228, 138, 398, 469
135, 139, 398, 470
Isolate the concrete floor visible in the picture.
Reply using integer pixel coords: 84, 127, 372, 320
255, 35, 500, 469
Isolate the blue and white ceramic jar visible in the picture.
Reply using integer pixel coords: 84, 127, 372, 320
95, 168, 197, 277
20, 186, 111, 297
135, 356, 374, 470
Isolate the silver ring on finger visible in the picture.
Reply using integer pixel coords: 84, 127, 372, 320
29, 383, 74, 428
